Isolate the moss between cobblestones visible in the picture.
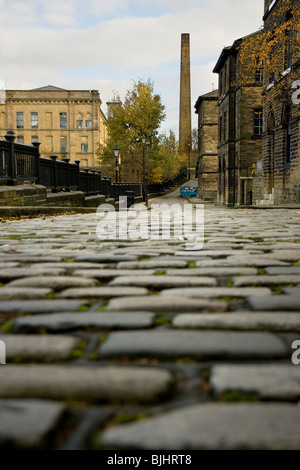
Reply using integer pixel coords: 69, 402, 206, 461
1, 320, 14, 332
153, 317, 172, 327
77, 306, 90, 312
218, 391, 260, 402
188, 262, 197, 268
258, 269, 267, 275
154, 270, 166, 276
109, 412, 149, 426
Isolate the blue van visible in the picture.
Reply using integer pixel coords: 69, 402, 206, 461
180, 185, 198, 197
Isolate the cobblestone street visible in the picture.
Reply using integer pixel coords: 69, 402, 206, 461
0, 188, 300, 450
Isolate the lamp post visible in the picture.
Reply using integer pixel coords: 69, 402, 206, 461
142, 136, 148, 205
113, 145, 120, 183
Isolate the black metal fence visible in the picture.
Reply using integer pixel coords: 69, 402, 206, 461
0, 132, 187, 200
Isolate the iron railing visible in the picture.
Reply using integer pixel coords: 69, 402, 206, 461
0, 132, 187, 201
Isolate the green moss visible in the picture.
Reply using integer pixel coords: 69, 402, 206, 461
77, 305, 90, 312
154, 317, 172, 326
45, 293, 56, 299
188, 261, 197, 269
154, 270, 166, 276
110, 413, 148, 425
97, 303, 108, 312
258, 268, 266, 275
1, 321, 14, 333
227, 279, 233, 287
219, 391, 259, 402
62, 258, 75, 263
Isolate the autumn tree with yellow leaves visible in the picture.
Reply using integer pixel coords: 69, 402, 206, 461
238, 0, 300, 102
97, 79, 184, 183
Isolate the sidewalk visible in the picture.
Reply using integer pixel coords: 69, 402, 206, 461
0, 196, 299, 449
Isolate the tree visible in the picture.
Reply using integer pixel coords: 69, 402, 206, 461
97, 79, 166, 182
238, 0, 300, 102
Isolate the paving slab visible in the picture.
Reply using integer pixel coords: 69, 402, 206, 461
0, 267, 66, 280
107, 296, 228, 312
0, 399, 66, 448
160, 287, 272, 298
246, 295, 300, 311
99, 330, 287, 359
210, 365, 300, 400
12, 312, 155, 332
117, 260, 188, 269
109, 276, 217, 288
0, 287, 52, 300
100, 403, 300, 450
233, 275, 300, 287
74, 255, 138, 263
0, 300, 89, 314
172, 313, 300, 331
0, 366, 173, 402
57, 287, 149, 299
283, 287, 300, 296
266, 267, 300, 275
221, 256, 290, 267
0, 334, 80, 361
166, 268, 258, 277
73, 269, 157, 279
7, 276, 98, 289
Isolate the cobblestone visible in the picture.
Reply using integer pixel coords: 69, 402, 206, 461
99, 330, 287, 359
172, 313, 300, 331
160, 287, 272, 298
109, 275, 217, 288
0, 366, 173, 402
0, 334, 80, 361
0, 198, 299, 449
57, 286, 149, 298
107, 296, 228, 312
12, 312, 155, 332
100, 403, 300, 450
0, 399, 66, 448
210, 365, 300, 400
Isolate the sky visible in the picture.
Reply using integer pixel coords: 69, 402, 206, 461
0, 0, 264, 136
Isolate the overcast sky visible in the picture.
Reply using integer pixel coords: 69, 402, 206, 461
0, 0, 264, 135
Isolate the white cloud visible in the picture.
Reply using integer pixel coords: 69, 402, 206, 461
0, 0, 265, 133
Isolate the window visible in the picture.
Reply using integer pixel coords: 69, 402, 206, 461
60, 136, 67, 153
255, 59, 263, 83
254, 109, 263, 136
31, 136, 39, 143
81, 143, 88, 153
284, 30, 292, 72
16, 112, 24, 129
77, 120, 83, 129
60, 112, 67, 129
31, 112, 38, 129
223, 111, 227, 142
86, 120, 92, 129
17, 136, 24, 144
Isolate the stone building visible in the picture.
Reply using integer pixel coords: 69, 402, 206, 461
213, 32, 263, 206
0, 85, 107, 167
260, 0, 300, 204
194, 90, 219, 201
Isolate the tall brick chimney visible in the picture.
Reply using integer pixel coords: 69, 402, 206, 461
179, 33, 192, 157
